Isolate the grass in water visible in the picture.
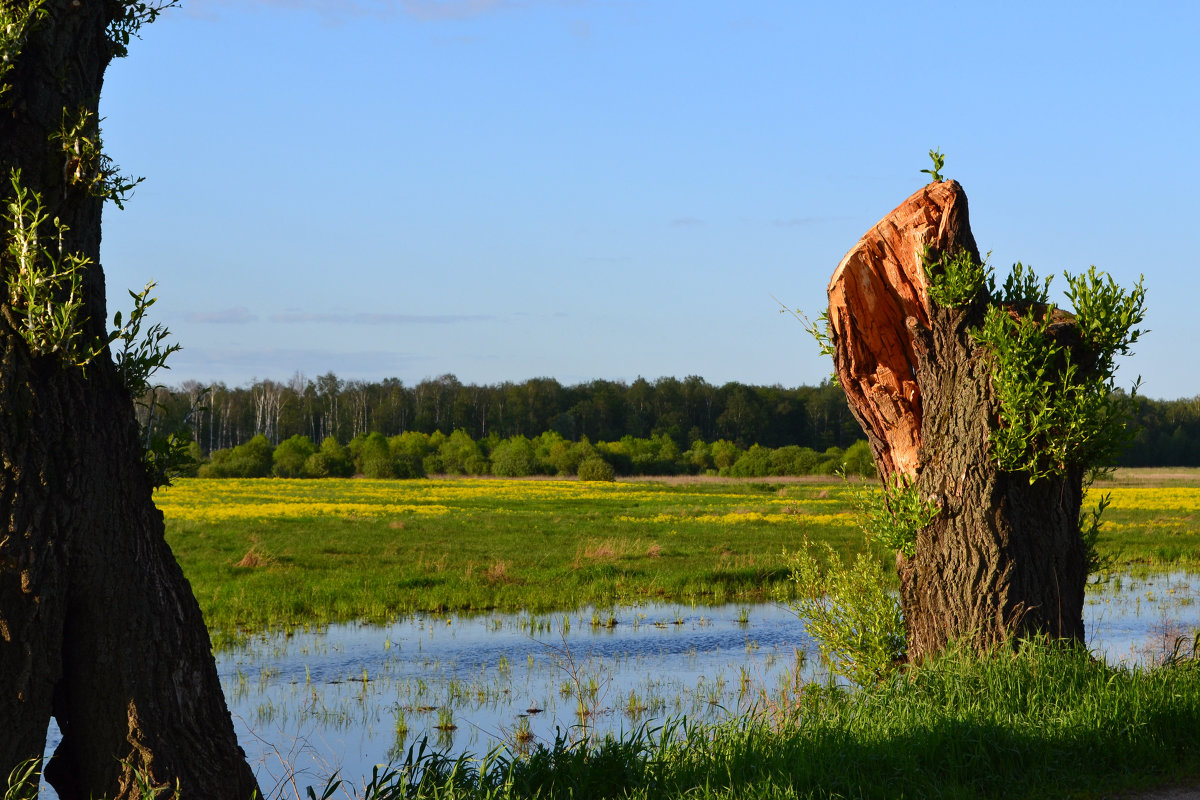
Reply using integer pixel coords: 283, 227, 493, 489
17, 638, 1193, 798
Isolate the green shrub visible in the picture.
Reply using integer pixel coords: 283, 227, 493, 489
198, 434, 274, 478
355, 432, 393, 477
577, 456, 615, 482
789, 538, 905, 686
729, 444, 771, 477
361, 455, 395, 479
841, 440, 876, 477
769, 445, 822, 475
490, 436, 539, 477
272, 434, 316, 478
308, 436, 353, 478
710, 439, 742, 471
438, 429, 483, 475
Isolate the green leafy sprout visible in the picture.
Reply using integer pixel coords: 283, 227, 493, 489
921, 148, 945, 183
971, 263, 1146, 483
847, 471, 939, 559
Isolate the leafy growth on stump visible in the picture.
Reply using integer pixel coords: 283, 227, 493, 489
923, 247, 992, 308
998, 261, 1052, 305
1, 170, 103, 368
52, 108, 144, 209
973, 262, 1145, 483
916, 194, 1146, 484
849, 472, 938, 558
921, 148, 946, 183
0, 2, 47, 105
107, 1, 181, 60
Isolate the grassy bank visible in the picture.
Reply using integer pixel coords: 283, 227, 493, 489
371, 639, 1200, 800
156, 475, 1200, 635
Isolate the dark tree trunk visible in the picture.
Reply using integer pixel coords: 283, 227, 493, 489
828, 181, 1086, 662
0, 3, 259, 797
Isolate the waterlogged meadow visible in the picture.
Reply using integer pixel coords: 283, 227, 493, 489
30, 474, 1200, 797
156, 477, 864, 634
154, 476, 1200, 637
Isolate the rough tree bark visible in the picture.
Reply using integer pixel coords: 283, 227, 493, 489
828, 181, 1086, 661
0, 3, 259, 797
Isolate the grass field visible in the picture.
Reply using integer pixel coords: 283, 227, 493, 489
156, 473, 1200, 636
12, 472, 1197, 798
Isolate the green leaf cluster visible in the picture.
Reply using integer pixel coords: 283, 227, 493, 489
923, 247, 992, 308
972, 263, 1145, 482
1, 170, 102, 368
110, 281, 181, 399
0, 1, 47, 104
106, 1, 181, 60
848, 472, 938, 558
921, 148, 946, 183
997, 261, 1052, 305
52, 108, 144, 209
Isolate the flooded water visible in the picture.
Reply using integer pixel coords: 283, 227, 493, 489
40, 570, 1200, 796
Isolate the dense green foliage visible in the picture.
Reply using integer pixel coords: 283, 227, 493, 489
194, 429, 877, 480
924, 251, 1146, 481
788, 539, 906, 685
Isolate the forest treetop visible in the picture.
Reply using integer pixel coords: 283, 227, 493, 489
142, 372, 1197, 467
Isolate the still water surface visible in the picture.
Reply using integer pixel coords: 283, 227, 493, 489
41, 570, 1200, 796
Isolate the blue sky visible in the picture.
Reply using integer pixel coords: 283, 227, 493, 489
98, 0, 1199, 399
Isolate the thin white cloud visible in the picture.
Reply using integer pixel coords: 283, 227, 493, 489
269, 311, 494, 325
182, 0, 585, 22
185, 307, 258, 324
170, 346, 432, 383
400, 0, 507, 22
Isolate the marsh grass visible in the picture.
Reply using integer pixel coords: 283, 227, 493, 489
159, 478, 867, 635
22, 640, 1183, 799
156, 475, 1200, 638
314, 638, 1200, 799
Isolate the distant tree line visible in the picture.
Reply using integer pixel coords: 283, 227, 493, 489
1121, 394, 1200, 466
146, 373, 865, 457
189, 429, 877, 481
140, 373, 1200, 473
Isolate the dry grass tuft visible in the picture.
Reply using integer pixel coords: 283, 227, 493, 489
646, 543, 663, 559
236, 548, 271, 568
389, 520, 406, 530
585, 543, 617, 560
484, 560, 516, 585
572, 538, 628, 569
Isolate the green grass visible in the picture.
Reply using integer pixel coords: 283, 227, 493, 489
161, 477, 867, 634
157, 474, 1200, 637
